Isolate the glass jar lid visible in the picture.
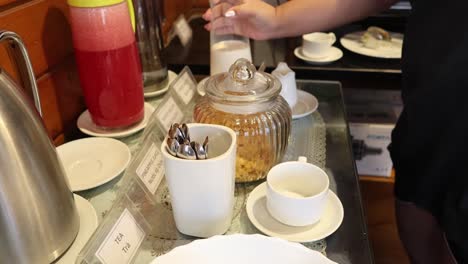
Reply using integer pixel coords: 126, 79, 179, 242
205, 59, 281, 105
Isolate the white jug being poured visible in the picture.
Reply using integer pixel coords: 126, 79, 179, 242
272, 62, 297, 108
209, 0, 252, 76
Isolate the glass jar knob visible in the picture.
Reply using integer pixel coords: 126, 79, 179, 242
229, 58, 256, 85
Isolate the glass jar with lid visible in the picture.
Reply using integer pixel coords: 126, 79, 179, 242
194, 59, 291, 182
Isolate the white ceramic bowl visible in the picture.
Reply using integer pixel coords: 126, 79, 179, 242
152, 234, 337, 264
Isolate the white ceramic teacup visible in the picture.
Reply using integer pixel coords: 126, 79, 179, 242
266, 156, 329, 226
161, 123, 237, 237
302, 32, 336, 58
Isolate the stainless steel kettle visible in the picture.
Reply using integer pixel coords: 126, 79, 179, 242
0, 31, 79, 263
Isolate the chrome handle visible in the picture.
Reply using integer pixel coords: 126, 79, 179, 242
0, 31, 42, 116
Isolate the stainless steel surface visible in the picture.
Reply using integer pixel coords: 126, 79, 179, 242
177, 142, 197, 160
0, 31, 79, 263
166, 123, 209, 160
175, 127, 185, 143
181, 123, 190, 141
202, 136, 209, 159
191, 142, 202, 159
0, 31, 42, 116
166, 137, 179, 156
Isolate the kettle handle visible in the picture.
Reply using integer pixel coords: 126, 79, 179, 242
0, 31, 42, 116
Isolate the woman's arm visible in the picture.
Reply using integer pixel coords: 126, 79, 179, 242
203, 0, 399, 40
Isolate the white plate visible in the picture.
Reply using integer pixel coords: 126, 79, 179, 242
144, 70, 178, 98
246, 182, 344, 243
294, 46, 343, 65
292, 90, 319, 119
77, 102, 155, 138
55, 194, 98, 264
152, 234, 337, 264
57, 137, 131, 191
340, 31, 403, 59
197, 77, 209, 96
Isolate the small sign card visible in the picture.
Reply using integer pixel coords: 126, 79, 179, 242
136, 143, 164, 195
155, 97, 184, 133
174, 15, 192, 47
154, 66, 196, 134
172, 71, 196, 105
96, 209, 146, 264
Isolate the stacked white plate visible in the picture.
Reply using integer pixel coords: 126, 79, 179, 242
152, 234, 337, 264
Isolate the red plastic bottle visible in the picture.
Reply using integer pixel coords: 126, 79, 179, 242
69, 0, 144, 129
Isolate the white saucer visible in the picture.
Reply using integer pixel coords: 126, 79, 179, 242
57, 137, 131, 192
246, 182, 344, 243
294, 46, 343, 65
292, 90, 319, 119
197, 77, 209, 96
340, 31, 403, 59
77, 102, 155, 138
144, 70, 178, 98
55, 194, 98, 264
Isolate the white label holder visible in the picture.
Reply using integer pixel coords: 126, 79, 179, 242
136, 143, 164, 195
144, 66, 198, 141
96, 209, 146, 264
173, 15, 193, 47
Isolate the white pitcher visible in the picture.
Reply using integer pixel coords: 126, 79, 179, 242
272, 62, 297, 108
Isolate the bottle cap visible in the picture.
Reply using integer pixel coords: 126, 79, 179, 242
68, 0, 123, 8
68, 0, 135, 32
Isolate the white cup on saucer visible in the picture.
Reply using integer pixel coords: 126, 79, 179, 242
302, 32, 336, 59
266, 156, 329, 227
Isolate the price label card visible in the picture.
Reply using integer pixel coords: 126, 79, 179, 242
172, 71, 195, 105
174, 15, 192, 47
155, 97, 184, 132
136, 143, 164, 195
96, 209, 145, 264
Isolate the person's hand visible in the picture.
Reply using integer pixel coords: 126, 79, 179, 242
202, 0, 278, 40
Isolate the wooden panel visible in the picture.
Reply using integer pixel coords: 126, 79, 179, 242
0, 0, 26, 11
53, 133, 65, 146
360, 169, 395, 183
162, 0, 192, 39
0, 0, 82, 142
192, 0, 208, 8
36, 56, 84, 141
0, 0, 18, 7
360, 180, 410, 264
0, 0, 73, 80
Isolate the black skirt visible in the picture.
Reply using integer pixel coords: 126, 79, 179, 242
391, 0, 468, 260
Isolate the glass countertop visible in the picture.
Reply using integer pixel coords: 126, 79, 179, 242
298, 80, 373, 263
77, 79, 373, 264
